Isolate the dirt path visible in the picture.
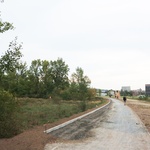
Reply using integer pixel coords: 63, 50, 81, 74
45, 98, 150, 150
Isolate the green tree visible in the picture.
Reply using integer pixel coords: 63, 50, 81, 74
0, 20, 14, 33
0, 1, 22, 138
27, 59, 42, 97
120, 90, 132, 97
0, 1, 14, 33
71, 67, 91, 100
39, 60, 54, 98
0, 38, 23, 93
0, 90, 21, 138
0, 37, 22, 73
50, 58, 70, 95
15, 62, 28, 96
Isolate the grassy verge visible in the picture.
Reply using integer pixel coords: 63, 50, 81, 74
18, 97, 108, 131
126, 96, 150, 102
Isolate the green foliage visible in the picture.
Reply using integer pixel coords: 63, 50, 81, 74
0, 40, 93, 100
60, 89, 71, 100
78, 100, 87, 112
120, 90, 132, 97
18, 98, 107, 130
0, 37, 22, 73
27, 59, 42, 97
24, 58, 70, 98
70, 67, 91, 100
0, 0, 14, 33
0, 90, 21, 138
0, 21, 14, 33
0, 38, 23, 95
17, 98, 87, 129
0, 96, 107, 138
0, 1, 107, 137
50, 58, 70, 90
138, 95, 149, 101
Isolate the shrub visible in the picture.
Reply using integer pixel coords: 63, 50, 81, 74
138, 95, 148, 101
0, 90, 21, 138
79, 100, 87, 112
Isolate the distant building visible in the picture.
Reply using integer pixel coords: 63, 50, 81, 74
121, 86, 131, 92
145, 84, 150, 96
101, 89, 108, 96
107, 89, 115, 97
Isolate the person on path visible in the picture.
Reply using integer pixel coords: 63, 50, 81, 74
123, 96, 127, 105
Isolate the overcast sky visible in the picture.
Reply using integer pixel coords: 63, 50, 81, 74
0, 0, 150, 90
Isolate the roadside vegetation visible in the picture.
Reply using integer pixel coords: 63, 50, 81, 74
0, 92, 106, 138
18, 97, 107, 131
0, 45, 106, 138
120, 90, 150, 102
127, 96, 150, 102
0, 11, 107, 138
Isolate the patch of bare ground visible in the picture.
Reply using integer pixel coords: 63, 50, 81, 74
127, 100, 150, 133
0, 100, 109, 150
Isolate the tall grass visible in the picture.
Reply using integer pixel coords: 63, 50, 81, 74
18, 98, 106, 131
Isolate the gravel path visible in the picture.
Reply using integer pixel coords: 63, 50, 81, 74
44, 98, 150, 150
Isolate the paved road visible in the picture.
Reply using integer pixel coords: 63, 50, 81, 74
45, 98, 150, 150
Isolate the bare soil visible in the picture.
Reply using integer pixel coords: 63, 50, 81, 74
0, 99, 150, 150
127, 99, 150, 133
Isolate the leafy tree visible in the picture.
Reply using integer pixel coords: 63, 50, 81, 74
71, 67, 91, 86
71, 67, 91, 100
0, 1, 17, 92
50, 58, 70, 95
0, 90, 21, 138
87, 88, 97, 100
0, 37, 22, 73
0, 1, 22, 138
15, 62, 28, 96
0, 20, 14, 33
0, 1, 14, 33
120, 90, 132, 97
65, 81, 79, 100
0, 38, 23, 93
27, 59, 42, 97
39, 60, 54, 97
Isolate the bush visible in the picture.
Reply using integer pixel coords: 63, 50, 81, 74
138, 95, 148, 100
0, 90, 21, 138
78, 100, 87, 112
60, 90, 71, 100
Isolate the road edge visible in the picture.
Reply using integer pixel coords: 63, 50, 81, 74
44, 99, 111, 134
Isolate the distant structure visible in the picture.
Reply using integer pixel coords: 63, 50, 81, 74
145, 84, 150, 96
109, 89, 115, 97
101, 89, 108, 96
121, 86, 131, 92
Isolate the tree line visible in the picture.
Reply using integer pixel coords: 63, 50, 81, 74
0, 1, 95, 100
0, 38, 95, 100
0, 1, 97, 138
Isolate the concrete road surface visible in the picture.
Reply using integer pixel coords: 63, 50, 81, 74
45, 98, 150, 150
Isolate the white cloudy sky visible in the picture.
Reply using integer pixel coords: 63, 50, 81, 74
0, 0, 150, 90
